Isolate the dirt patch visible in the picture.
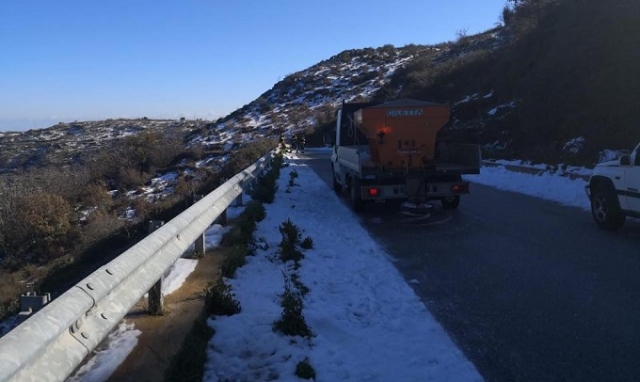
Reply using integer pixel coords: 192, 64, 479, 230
106, 249, 223, 382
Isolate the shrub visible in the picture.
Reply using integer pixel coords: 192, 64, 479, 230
3, 193, 73, 263
279, 219, 301, 247
118, 167, 145, 189
243, 200, 266, 223
131, 197, 152, 221
288, 169, 298, 188
80, 181, 113, 211
205, 281, 241, 316
222, 219, 256, 247
273, 275, 312, 337
300, 236, 314, 250
221, 245, 249, 278
174, 176, 194, 199
251, 171, 278, 204
295, 358, 316, 380
164, 310, 214, 382
78, 210, 124, 251
22, 194, 71, 241
281, 245, 304, 264
279, 219, 304, 263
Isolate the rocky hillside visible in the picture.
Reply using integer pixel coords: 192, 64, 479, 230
0, 119, 206, 173
376, 0, 640, 165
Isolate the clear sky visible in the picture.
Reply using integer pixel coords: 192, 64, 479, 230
0, 0, 507, 131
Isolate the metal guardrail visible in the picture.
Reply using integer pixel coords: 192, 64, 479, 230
0, 151, 273, 382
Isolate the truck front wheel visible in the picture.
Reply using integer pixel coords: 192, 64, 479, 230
441, 196, 460, 209
591, 183, 625, 231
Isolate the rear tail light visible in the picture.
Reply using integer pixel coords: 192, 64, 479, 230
368, 187, 380, 197
451, 184, 468, 192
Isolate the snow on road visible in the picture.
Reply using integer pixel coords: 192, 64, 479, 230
465, 165, 591, 211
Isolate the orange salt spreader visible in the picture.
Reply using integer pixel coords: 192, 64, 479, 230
353, 99, 450, 171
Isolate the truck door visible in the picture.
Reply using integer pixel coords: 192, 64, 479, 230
625, 147, 640, 213
331, 109, 342, 179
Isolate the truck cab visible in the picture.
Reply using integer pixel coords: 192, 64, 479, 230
586, 142, 640, 230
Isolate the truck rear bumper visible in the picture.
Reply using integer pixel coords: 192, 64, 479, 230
360, 181, 470, 201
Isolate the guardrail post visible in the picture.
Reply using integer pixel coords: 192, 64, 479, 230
18, 291, 51, 320
147, 220, 165, 315
234, 191, 243, 207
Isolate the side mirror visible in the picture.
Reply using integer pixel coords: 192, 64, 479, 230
620, 155, 631, 166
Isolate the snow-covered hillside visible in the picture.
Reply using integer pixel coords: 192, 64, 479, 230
0, 30, 508, 175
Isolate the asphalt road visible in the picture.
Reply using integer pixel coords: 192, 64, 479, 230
300, 148, 640, 382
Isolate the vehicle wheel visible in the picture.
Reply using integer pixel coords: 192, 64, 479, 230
591, 183, 625, 231
349, 178, 363, 212
332, 166, 342, 193
441, 196, 460, 209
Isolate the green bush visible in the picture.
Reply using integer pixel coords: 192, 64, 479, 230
287, 168, 298, 188
281, 244, 304, 264
164, 310, 215, 382
250, 171, 279, 204
221, 245, 249, 278
273, 276, 312, 338
279, 219, 301, 247
250, 155, 284, 204
300, 236, 314, 250
295, 358, 316, 380
244, 200, 266, 223
222, 219, 256, 247
279, 219, 304, 263
205, 281, 241, 316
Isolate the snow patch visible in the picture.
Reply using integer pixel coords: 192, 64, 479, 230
67, 322, 141, 382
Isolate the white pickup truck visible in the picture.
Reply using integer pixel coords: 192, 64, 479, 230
586, 142, 640, 230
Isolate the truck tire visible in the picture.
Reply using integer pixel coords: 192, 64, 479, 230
332, 165, 342, 193
591, 183, 625, 231
441, 196, 460, 209
349, 177, 364, 212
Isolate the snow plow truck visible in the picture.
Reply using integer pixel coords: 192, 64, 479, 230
330, 99, 481, 212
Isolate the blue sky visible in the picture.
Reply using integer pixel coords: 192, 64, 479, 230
0, 0, 507, 131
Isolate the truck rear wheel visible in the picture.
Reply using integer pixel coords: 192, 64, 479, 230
591, 183, 625, 231
441, 196, 460, 209
332, 165, 342, 193
349, 178, 363, 212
